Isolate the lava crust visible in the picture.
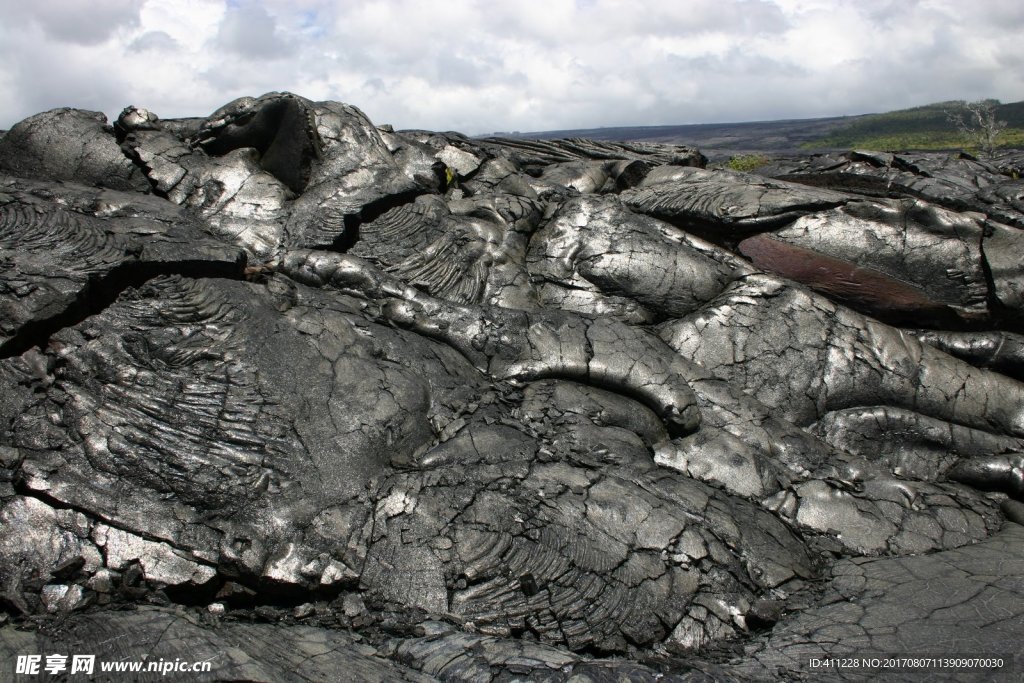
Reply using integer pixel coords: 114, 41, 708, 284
1, 93, 1023, 682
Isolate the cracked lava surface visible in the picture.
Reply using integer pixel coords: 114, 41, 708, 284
1, 94, 1024, 681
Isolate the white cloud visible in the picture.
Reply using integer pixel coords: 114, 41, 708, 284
138, 0, 224, 53
0, 0, 1020, 134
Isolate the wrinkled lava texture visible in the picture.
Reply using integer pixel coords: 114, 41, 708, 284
1, 94, 1024, 682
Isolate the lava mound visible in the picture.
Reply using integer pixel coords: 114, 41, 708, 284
1, 93, 1023, 681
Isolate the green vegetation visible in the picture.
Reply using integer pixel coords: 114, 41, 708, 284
726, 154, 771, 172
804, 100, 1024, 152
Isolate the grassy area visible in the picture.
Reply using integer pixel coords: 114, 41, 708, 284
725, 154, 771, 172
804, 100, 1024, 152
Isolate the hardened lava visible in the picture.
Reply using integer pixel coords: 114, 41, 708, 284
1, 94, 1023, 681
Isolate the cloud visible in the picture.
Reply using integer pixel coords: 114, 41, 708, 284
0, 0, 1021, 134
214, 0, 293, 59
9, 0, 144, 46
129, 30, 179, 52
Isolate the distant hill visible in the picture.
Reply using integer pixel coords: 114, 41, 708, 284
510, 100, 1024, 160
805, 100, 1024, 152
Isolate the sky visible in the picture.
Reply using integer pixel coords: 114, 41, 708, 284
0, 0, 1021, 135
